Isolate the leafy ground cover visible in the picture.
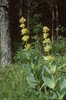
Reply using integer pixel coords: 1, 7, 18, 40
0, 64, 42, 100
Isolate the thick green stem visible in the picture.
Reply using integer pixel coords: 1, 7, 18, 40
44, 86, 48, 100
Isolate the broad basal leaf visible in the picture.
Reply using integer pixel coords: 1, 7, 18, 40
42, 76, 55, 89
27, 73, 37, 88
60, 79, 66, 91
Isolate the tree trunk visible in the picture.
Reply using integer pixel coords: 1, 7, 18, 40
27, 0, 30, 31
0, 0, 11, 67
51, 5, 55, 42
19, 0, 23, 17
55, 0, 59, 37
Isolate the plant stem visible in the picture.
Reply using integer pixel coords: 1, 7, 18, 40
44, 86, 48, 100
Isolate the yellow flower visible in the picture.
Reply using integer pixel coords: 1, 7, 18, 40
43, 38, 51, 44
43, 33, 49, 39
25, 44, 31, 49
44, 45, 51, 52
20, 24, 25, 28
43, 55, 54, 61
19, 17, 26, 23
22, 35, 29, 42
50, 66, 56, 74
21, 28, 29, 35
43, 26, 49, 33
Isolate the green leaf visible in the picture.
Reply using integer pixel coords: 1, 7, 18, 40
25, 52, 31, 60
27, 73, 37, 88
44, 66, 51, 74
60, 79, 66, 91
42, 76, 55, 89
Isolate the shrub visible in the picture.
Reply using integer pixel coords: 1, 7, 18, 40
52, 36, 66, 56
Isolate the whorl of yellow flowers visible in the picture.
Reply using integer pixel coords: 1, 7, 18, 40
19, 17, 26, 24
43, 26, 49, 33
22, 35, 29, 42
43, 33, 49, 39
43, 38, 51, 44
21, 28, 29, 35
25, 44, 31, 49
44, 45, 51, 52
43, 55, 54, 62
20, 24, 25, 28
50, 66, 56, 75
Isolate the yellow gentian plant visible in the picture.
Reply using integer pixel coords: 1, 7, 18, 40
42, 26, 56, 74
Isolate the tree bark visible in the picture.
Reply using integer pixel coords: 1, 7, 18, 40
0, 0, 11, 67
19, 0, 23, 17
55, 0, 59, 37
51, 5, 55, 41
27, 0, 30, 31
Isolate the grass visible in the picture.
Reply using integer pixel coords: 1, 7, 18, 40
0, 64, 42, 100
